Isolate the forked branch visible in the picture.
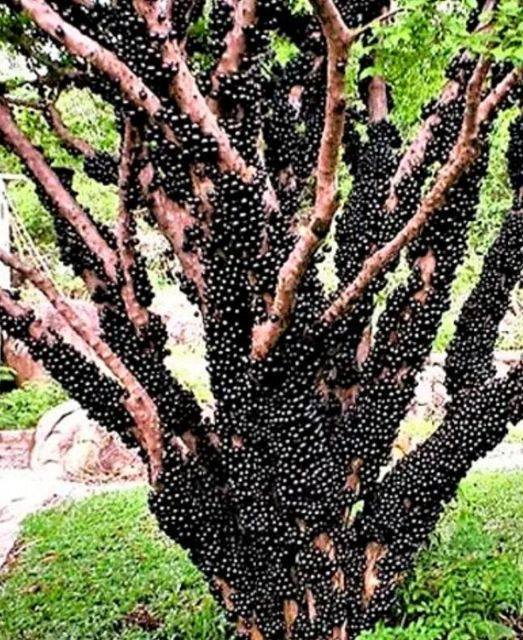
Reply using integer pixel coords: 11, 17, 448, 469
133, 0, 253, 179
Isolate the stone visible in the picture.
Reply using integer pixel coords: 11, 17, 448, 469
31, 401, 144, 482
2, 337, 47, 385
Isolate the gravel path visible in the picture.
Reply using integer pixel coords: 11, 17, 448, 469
472, 443, 523, 473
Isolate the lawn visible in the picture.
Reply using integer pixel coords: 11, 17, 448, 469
0, 472, 522, 640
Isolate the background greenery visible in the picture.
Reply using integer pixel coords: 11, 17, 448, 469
0, 381, 67, 430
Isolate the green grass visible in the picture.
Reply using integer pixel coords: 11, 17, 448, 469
0, 381, 68, 431
1, 473, 522, 639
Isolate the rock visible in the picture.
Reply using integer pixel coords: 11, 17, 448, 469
31, 401, 144, 482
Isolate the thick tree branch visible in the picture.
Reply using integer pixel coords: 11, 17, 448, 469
477, 66, 521, 121
312, 0, 352, 44
137, 163, 206, 306
251, 0, 352, 360
0, 99, 119, 280
213, 0, 257, 78
0, 287, 149, 453
357, 365, 522, 625
446, 208, 523, 395
321, 63, 521, 325
0, 249, 164, 482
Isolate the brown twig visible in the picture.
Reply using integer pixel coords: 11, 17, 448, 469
321, 61, 521, 325
0, 99, 119, 281
44, 102, 97, 158
352, 7, 404, 40
0, 248, 164, 482
312, 0, 352, 45
477, 67, 522, 122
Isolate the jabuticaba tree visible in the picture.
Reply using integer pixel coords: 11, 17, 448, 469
0, 0, 521, 637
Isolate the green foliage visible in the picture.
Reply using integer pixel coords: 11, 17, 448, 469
290, 0, 312, 14
271, 32, 300, 67
0, 364, 15, 384
369, 0, 472, 132
5, 177, 58, 251
0, 381, 68, 430
0, 473, 521, 639
56, 89, 120, 155
73, 172, 118, 226
467, 0, 523, 64
366, 0, 522, 132
166, 343, 212, 405
471, 107, 518, 253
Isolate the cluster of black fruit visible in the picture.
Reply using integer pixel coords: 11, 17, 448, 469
150, 18, 498, 640
52, 0, 172, 98
321, 120, 402, 392
83, 152, 118, 185
99, 304, 201, 439
2, 1, 521, 638
255, 50, 326, 298
446, 115, 523, 395
356, 376, 515, 631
